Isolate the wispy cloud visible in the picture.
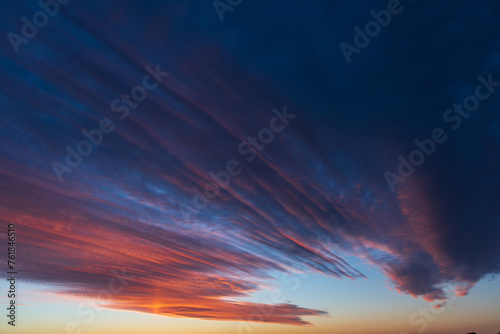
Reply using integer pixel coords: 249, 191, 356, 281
1, 0, 500, 326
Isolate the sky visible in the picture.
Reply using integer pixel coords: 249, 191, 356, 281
0, 0, 500, 334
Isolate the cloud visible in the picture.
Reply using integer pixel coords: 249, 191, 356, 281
1, 0, 500, 325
